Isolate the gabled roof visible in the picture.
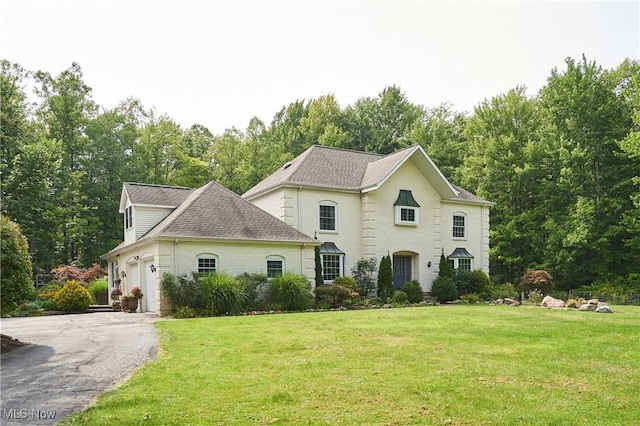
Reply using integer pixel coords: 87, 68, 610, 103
242, 145, 475, 202
137, 181, 317, 244
119, 182, 193, 212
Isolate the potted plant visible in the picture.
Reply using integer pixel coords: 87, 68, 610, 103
111, 288, 122, 301
123, 287, 143, 313
111, 300, 122, 311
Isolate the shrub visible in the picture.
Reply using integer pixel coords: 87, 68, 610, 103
39, 298, 58, 311
87, 278, 108, 303
314, 283, 358, 307
201, 273, 245, 316
351, 258, 377, 297
401, 280, 424, 303
519, 269, 554, 294
237, 273, 268, 310
54, 280, 92, 312
1, 215, 34, 315
527, 289, 544, 306
438, 252, 453, 278
268, 272, 313, 311
38, 282, 63, 301
431, 277, 458, 303
490, 283, 520, 300
377, 255, 394, 302
333, 276, 358, 293
160, 273, 204, 311
460, 293, 480, 304
474, 270, 493, 299
175, 306, 197, 319
391, 290, 409, 305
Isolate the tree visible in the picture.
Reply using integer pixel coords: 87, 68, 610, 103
438, 252, 452, 278
539, 57, 637, 289
1, 215, 34, 315
377, 255, 394, 302
460, 86, 545, 284
314, 245, 324, 287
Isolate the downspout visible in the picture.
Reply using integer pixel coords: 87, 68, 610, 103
297, 186, 302, 230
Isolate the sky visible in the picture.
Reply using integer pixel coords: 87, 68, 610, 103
2, 0, 639, 135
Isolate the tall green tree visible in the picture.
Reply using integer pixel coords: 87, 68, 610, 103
377, 254, 394, 301
539, 57, 637, 288
460, 86, 545, 283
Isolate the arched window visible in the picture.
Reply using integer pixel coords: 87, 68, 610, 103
453, 212, 467, 239
266, 255, 285, 279
319, 201, 337, 232
197, 253, 218, 275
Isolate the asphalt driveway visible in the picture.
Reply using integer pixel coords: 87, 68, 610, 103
0, 312, 160, 425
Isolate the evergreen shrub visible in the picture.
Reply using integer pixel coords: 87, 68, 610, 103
391, 290, 409, 304
401, 280, 424, 303
431, 277, 458, 302
54, 280, 92, 312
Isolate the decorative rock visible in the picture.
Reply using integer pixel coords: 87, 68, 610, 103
578, 303, 596, 311
587, 299, 600, 306
504, 298, 516, 305
542, 295, 565, 308
596, 305, 613, 313
495, 299, 504, 305
509, 300, 520, 306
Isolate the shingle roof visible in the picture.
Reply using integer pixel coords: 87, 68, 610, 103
243, 146, 383, 198
124, 182, 193, 207
141, 181, 317, 243
242, 145, 493, 205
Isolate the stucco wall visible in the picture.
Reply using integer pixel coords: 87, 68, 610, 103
440, 202, 490, 274
108, 239, 316, 315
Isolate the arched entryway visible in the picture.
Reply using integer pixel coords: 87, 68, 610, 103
392, 251, 418, 289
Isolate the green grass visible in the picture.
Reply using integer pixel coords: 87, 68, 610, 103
61, 305, 640, 425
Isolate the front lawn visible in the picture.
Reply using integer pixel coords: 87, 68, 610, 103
61, 305, 640, 425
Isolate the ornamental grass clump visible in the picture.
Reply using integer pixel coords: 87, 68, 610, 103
268, 272, 313, 311
54, 280, 92, 312
200, 273, 245, 316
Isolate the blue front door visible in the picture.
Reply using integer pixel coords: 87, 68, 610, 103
393, 256, 412, 289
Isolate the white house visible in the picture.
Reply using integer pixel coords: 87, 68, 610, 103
103, 145, 492, 314
102, 181, 319, 314
243, 145, 493, 291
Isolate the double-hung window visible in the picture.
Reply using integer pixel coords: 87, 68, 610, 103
266, 256, 284, 279
453, 214, 466, 239
319, 242, 344, 281
319, 202, 337, 232
125, 206, 133, 229
197, 254, 217, 275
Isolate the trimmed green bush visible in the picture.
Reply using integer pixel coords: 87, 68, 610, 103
401, 280, 424, 303
54, 280, 92, 312
268, 272, 313, 311
431, 277, 458, 303
200, 273, 245, 316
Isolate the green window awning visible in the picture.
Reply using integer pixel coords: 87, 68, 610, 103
319, 242, 344, 255
448, 248, 474, 259
394, 189, 420, 207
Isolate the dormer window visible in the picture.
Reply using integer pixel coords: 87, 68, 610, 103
125, 206, 133, 229
394, 190, 420, 226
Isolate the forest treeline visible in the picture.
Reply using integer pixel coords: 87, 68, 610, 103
1, 56, 639, 291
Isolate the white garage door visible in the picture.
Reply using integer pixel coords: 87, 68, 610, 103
143, 260, 157, 313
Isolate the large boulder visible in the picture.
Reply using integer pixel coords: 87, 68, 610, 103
578, 303, 596, 311
596, 305, 613, 313
542, 295, 565, 308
